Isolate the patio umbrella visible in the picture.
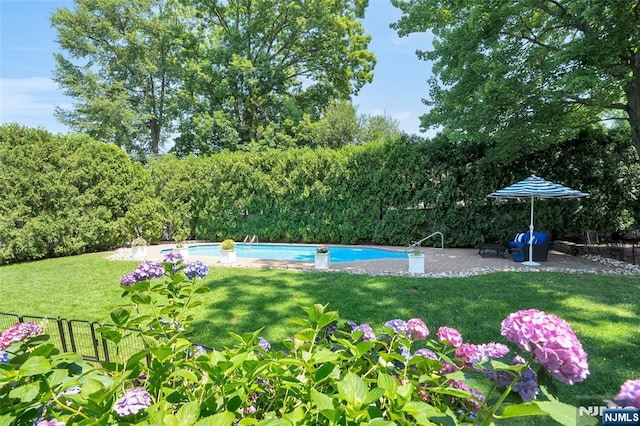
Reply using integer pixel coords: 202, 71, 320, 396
487, 174, 589, 266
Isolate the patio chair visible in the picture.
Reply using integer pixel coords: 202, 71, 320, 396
508, 231, 551, 262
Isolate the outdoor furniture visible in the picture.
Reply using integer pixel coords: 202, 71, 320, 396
478, 243, 507, 258
508, 231, 550, 262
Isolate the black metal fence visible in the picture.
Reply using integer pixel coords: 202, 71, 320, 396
0, 312, 210, 364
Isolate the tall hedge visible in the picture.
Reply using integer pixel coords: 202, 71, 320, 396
2, 124, 638, 265
151, 127, 640, 247
0, 125, 150, 263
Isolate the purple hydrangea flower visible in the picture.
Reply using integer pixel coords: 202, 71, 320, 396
384, 319, 408, 334
501, 309, 589, 384
513, 366, 539, 401
114, 387, 152, 416
0, 350, 8, 363
436, 326, 463, 347
258, 337, 271, 351
477, 342, 510, 359
184, 261, 209, 279
413, 348, 438, 360
406, 318, 429, 340
120, 261, 164, 286
0, 322, 43, 350
162, 252, 183, 264
134, 260, 165, 281
120, 272, 138, 286
352, 323, 375, 341
614, 377, 640, 408
36, 420, 66, 426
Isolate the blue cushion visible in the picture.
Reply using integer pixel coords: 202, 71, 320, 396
532, 231, 548, 244
512, 231, 548, 246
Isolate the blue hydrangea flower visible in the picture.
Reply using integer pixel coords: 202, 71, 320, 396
184, 261, 209, 279
258, 337, 271, 351
384, 319, 408, 334
0, 350, 8, 363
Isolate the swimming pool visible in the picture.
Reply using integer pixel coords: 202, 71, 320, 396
170, 243, 407, 263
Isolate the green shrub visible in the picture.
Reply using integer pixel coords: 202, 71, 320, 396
221, 239, 236, 250
0, 124, 149, 263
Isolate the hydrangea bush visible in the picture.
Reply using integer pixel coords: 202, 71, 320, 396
0, 254, 637, 425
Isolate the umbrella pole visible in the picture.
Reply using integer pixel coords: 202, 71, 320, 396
522, 196, 540, 266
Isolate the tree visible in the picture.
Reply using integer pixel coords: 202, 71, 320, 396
172, 0, 376, 153
392, 0, 640, 157
51, 0, 186, 157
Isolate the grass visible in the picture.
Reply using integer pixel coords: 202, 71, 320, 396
0, 251, 639, 408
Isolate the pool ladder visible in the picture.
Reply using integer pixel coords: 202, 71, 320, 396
243, 235, 258, 247
406, 231, 445, 255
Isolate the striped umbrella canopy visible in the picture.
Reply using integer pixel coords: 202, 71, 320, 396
487, 174, 589, 266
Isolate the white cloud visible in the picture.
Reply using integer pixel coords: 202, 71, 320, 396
0, 77, 71, 132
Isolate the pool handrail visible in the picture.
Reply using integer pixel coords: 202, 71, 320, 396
406, 232, 444, 255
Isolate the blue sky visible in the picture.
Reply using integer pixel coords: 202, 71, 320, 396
0, 0, 435, 137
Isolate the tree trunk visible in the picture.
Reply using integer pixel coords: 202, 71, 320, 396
625, 51, 640, 156
149, 118, 160, 155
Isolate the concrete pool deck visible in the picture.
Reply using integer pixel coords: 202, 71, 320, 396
126, 243, 640, 277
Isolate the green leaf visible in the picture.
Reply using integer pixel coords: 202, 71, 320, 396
363, 387, 386, 405
131, 292, 152, 305
18, 356, 50, 377
500, 403, 547, 418
534, 401, 578, 426
9, 381, 40, 402
377, 373, 398, 398
314, 362, 336, 383
367, 418, 395, 426
401, 401, 443, 425
110, 307, 131, 326
150, 346, 173, 362
97, 327, 122, 344
311, 389, 335, 411
195, 411, 235, 426
312, 349, 341, 364
226, 395, 243, 412
176, 401, 200, 426
169, 369, 199, 383
0, 414, 17, 426
337, 372, 367, 407
81, 378, 105, 397
319, 409, 342, 423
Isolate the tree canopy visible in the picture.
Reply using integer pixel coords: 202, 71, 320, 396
52, 0, 376, 157
52, 0, 184, 158
392, 0, 640, 157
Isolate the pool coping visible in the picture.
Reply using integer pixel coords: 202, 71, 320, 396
110, 242, 640, 277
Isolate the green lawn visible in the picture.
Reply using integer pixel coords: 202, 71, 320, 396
1, 252, 638, 408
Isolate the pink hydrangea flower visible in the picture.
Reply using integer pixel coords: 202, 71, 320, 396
501, 309, 589, 384
436, 326, 463, 347
455, 343, 480, 366
406, 318, 429, 340
0, 322, 43, 350
613, 377, 640, 408
413, 348, 438, 360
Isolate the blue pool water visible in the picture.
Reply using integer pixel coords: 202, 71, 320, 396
174, 243, 407, 263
